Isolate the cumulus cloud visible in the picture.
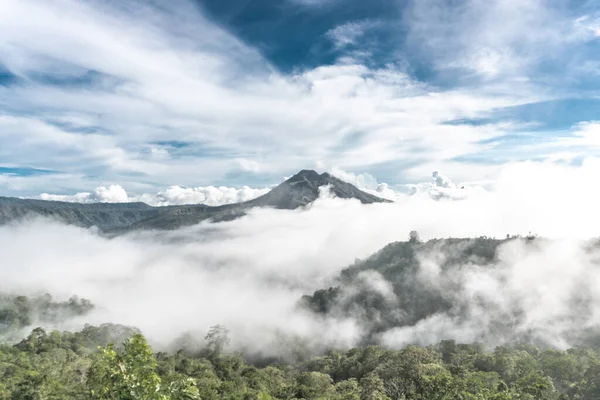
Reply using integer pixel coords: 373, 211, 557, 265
40, 184, 271, 206
328, 166, 473, 202
41, 185, 129, 203
35, 167, 469, 206
407, 171, 474, 201
329, 166, 379, 190
564, 120, 600, 147
138, 185, 270, 206
3, 159, 600, 354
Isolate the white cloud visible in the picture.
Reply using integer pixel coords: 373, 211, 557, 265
328, 167, 408, 201
327, 166, 476, 202
381, 237, 600, 349
328, 166, 379, 189
326, 20, 379, 49
140, 185, 270, 206
288, 0, 337, 6
406, 0, 600, 79
34, 166, 477, 206
41, 185, 128, 203
406, 171, 473, 201
235, 158, 262, 173
568, 121, 600, 146
4, 159, 600, 352
574, 15, 600, 38
0, 0, 546, 197
39, 184, 271, 206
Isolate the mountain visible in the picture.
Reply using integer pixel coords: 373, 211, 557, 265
248, 170, 388, 209
0, 170, 389, 232
0, 197, 159, 230
118, 170, 390, 231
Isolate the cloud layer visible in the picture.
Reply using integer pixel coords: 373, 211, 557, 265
34, 166, 473, 206
3, 160, 600, 354
40, 184, 270, 207
2, 0, 598, 197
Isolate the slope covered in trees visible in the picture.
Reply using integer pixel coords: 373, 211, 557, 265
4, 235, 600, 398
298, 235, 600, 349
0, 294, 94, 339
0, 170, 388, 232
2, 324, 600, 399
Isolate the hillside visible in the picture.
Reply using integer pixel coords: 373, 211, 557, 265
121, 170, 389, 231
0, 170, 388, 232
297, 235, 600, 348
248, 170, 389, 208
0, 197, 159, 230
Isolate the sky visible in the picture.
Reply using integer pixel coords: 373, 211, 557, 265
1, 0, 600, 201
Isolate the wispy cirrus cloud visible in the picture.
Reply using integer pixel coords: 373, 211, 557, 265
326, 20, 381, 49
405, 0, 600, 82
0, 0, 598, 197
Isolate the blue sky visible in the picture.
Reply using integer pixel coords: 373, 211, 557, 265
1, 0, 600, 198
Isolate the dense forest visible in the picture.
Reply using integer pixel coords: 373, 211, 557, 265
0, 294, 94, 339
2, 322, 600, 399
3, 235, 600, 399
299, 235, 600, 349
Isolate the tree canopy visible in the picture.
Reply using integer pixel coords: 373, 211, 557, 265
1, 325, 600, 399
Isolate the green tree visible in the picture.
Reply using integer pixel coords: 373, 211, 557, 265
295, 371, 335, 399
205, 325, 230, 358
334, 378, 360, 400
359, 373, 390, 400
87, 333, 166, 400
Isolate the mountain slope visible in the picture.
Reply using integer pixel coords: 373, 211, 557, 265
297, 236, 600, 348
0, 170, 389, 232
119, 170, 389, 231
0, 197, 159, 230
247, 170, 388, 209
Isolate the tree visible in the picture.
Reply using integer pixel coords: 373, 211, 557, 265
409, 231, 421, 244
359, 373, 390, 400
167, 378, 201, 400
335, 378, 360, 400
514, 372, 556, 399
87, 334, 166, 400
205, 325, 230, 358
295, 371, 335, 399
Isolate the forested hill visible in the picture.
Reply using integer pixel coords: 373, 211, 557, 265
298, 235, 600, 348
4, 237, 600, 398
3, 321, 600, 399
0, 170, 388, 232
111, 170, 390, 232
0, 197, 159, 231
298, 236, 503, 339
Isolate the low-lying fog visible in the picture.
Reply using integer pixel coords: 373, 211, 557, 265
2, 160, 600, 355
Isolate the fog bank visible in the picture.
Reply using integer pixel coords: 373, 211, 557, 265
2, 160, 600, 353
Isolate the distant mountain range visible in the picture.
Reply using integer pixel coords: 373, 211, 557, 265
0, 170, 389, 232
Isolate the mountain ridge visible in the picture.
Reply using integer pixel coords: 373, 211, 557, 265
0, 170, 389, 232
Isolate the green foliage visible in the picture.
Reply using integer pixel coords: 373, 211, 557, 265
0, 293, 94, 337
2, 324, 600, 399
87, 334, 165, 399
299, 238, 509, 338
205, 324, 230, 358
